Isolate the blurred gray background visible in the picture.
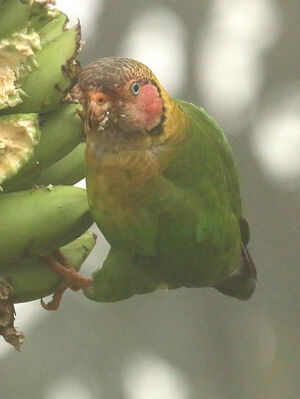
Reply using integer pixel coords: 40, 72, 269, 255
1, 1, 299, 398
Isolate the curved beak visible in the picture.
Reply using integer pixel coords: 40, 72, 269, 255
85, 90, 112, 133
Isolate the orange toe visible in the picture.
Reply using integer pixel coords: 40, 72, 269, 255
41, 281, 68, 311
41, 250, 92, 311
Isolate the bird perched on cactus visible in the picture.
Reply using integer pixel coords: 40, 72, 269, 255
72, 57, 257, 302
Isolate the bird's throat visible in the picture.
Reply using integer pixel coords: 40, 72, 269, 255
85, 129, 161, 212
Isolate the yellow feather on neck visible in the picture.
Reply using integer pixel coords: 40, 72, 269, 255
152, 84, 189, 147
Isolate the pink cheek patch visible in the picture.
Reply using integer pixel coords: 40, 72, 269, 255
138, 84, 163, 128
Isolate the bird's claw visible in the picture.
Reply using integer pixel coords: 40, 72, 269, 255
41, 250, 92, 311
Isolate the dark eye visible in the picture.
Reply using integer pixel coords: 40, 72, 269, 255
131, 81, 140, 96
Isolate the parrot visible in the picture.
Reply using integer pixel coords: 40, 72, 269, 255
72, 57, 257, 302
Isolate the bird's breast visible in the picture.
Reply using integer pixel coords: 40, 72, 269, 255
85, 137, 161, 213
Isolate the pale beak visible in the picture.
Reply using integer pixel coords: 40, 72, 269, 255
85, 90, 112, 133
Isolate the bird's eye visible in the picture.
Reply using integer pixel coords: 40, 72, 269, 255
131, 81, 140, 96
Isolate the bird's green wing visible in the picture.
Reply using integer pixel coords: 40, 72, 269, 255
172, 99, 252, 247
173, 99, 243, 220
170, 100, 256, 298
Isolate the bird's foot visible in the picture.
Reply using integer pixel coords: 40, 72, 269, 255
40, 280, 68, 311
40, 249, 92, 311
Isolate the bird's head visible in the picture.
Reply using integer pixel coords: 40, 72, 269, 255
72, 57, 168, 136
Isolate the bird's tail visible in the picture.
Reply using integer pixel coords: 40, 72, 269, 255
214, 244, 257, 300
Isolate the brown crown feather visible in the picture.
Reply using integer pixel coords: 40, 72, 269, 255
78, 57, 157, 93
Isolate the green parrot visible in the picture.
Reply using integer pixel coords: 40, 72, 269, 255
72, 57, 257, 302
